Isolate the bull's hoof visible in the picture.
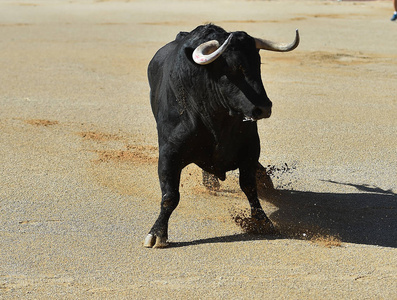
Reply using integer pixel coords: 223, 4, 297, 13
143, 234, 168, 248
262, 219, 276, 234
253, 212, 276, 234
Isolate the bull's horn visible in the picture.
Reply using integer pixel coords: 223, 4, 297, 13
193, 33, 233, 65
255, 29, 299, 52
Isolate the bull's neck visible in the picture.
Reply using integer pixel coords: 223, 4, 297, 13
175, 75, 244, 144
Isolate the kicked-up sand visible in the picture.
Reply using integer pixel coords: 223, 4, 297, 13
0, 0, 396, 298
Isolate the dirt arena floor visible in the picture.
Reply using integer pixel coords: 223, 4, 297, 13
1, 0, 396, 298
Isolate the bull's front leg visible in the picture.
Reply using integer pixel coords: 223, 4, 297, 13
144, 151, 181, 248
239, 164, 274, 233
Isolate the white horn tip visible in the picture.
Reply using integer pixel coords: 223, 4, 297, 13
192, 33, 233, 65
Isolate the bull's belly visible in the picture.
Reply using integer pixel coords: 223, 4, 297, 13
194, 158, 239, 181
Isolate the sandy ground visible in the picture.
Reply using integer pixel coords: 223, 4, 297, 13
1, 0, 396, 298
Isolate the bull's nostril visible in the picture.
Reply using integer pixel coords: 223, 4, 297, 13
252, 108, 263, 119
251, 106, 272, 120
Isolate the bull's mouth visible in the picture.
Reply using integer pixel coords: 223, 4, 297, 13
243, 116, 257, 122
243, 108, 271, 122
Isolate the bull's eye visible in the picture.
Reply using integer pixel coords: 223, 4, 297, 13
229, 64, 245, 77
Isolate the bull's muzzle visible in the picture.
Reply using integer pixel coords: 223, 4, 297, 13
244, 105, 272, 122
253, 106, 272, 119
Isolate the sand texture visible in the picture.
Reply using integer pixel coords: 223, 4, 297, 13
1, 0, 396, 298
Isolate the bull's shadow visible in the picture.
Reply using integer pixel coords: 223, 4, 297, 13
170, 181, 396, 248
261, 181, 396, 248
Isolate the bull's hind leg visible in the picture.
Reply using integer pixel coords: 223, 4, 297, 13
239, 164, 274, 233
202, 163, 274, 193
202, 171, 220, 191
256, 162, 274, 190
144, 153, 181, 248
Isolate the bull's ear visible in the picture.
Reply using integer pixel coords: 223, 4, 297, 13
176, 31, 189, 41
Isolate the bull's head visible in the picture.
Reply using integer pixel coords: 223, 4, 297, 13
191, 29, 299, 121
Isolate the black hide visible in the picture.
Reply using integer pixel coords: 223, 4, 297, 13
145, 24, 274, 247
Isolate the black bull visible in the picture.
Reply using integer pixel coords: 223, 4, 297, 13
144, 24, 299, 248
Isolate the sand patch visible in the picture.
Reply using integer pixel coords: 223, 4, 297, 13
79, 131, 122, 142
25, 119, 59, 126
265, 50, 390, 68
308, 13, 362, 19
0, 23, 32, 27
311, 234, 342, 248
307, 51, 374, 66
139, 21, 189, 26
94, 146, 158, 164
222, 19, 281, 24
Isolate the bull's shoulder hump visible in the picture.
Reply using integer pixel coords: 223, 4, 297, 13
149, 40, 178, 66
